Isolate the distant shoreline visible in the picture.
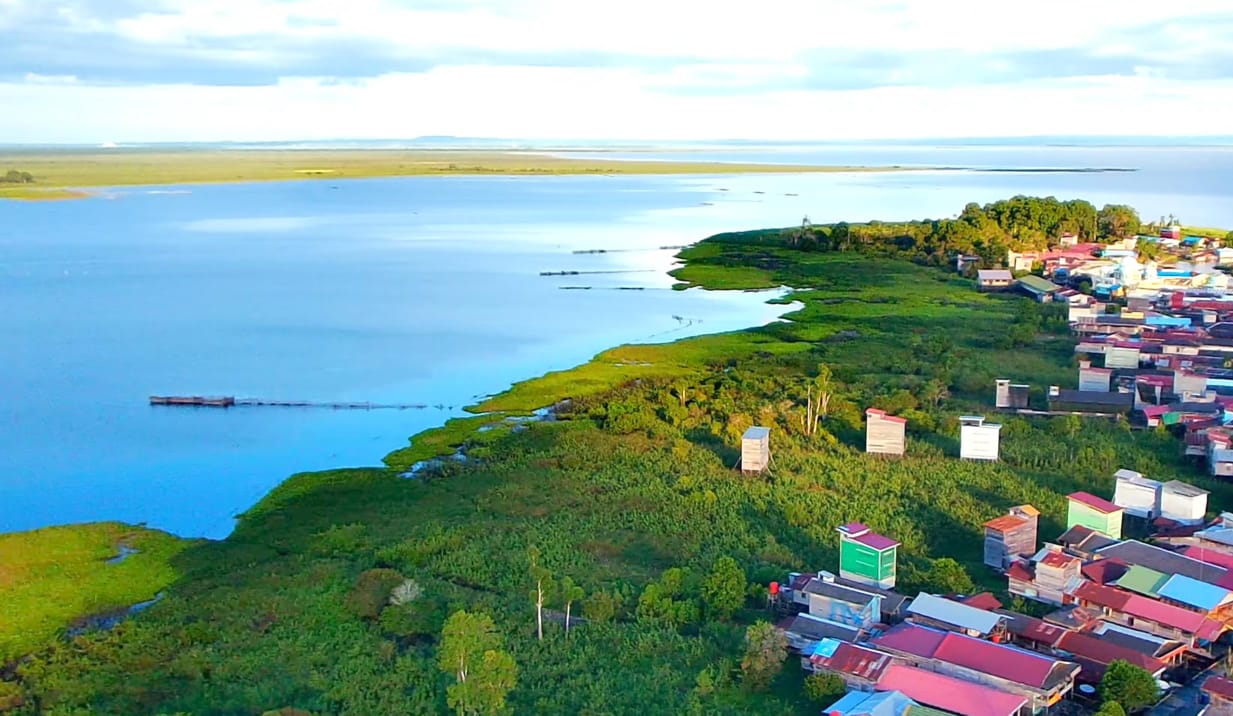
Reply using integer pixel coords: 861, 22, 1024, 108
0, 148, 1137, 201
0, 148, 915, 200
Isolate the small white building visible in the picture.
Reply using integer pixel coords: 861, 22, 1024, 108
959, 416, 1002, 461
1160, 480, 1209, 526
865, 408, 907, 457
741, 426, 771, 473
1112, 469, 1162, 519
1078, 361, 1113, 393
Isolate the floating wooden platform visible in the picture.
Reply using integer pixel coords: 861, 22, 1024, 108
149, 396, 427, 410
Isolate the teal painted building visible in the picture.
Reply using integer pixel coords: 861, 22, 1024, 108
837, 522, 899, 589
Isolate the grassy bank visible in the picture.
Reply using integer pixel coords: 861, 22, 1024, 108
0, 523, 190, 664
5, 212, 1228, 714
0, 149, 905, 198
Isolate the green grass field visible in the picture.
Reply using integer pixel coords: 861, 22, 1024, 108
0, 149, 908, 199
0, 523, 191, 663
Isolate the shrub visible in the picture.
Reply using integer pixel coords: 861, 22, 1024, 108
344, 568, 404, 620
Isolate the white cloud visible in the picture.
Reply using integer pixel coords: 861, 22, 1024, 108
1, 0, 1232, 141
2, 67, 1232, 143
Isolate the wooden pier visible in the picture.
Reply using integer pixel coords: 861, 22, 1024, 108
149, 396, 427, 410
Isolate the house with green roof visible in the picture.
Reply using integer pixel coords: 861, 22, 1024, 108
1016, 275, 1062, 303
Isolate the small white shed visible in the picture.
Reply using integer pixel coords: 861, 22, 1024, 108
1160, 480, 1209, 526
960, 416, 1002, 461
741, 426, 771, 473
1112, 469, 1162, 519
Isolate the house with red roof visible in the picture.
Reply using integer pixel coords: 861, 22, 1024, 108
1054, 630, 1166, 684
1072, 581, 1224, 644
805, 639, 893, 690
874, 664, 1028, 716
870, 623, 1078, 713
1202, 675, 1233, 716
1067, 492, 1124, 539
1007, 546, 1084, 605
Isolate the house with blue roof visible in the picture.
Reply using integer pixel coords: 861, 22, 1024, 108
823, 689, 938, 716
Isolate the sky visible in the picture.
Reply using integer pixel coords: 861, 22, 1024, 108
2, 0, 1233, 143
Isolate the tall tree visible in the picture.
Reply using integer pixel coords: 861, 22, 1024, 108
559, 577, 585, 638
1099, 660, 1158, 713
802, 365, 833, 436
438, 610, 517, 716
1098, 204, 1142, 239
528, 546, 555, 641
740, 621, 788, 692
700, 556, 746, 621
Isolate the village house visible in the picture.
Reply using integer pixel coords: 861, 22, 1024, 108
871, 623, 1078, 714
1046, 387, 1135, 415
1096, 539, 1229, 584
874, 663, 1029, 716
1053, 630, 1167, 684
805, 639, 893, 688
865, 408, 907, 457
822, 689, 925, 716
1113, 469, 1163, 520
1056, 524, 1120, 559
1088, 621, 1189, 666
778, 612, 864, 652
1067, 492, 1124, 539
1202, 676, 1233, 716
1007, 546, 1083, 605
959, 416, 1002, 461
1078, 361, 1114, 392
1071, 581, 1224, 645
1160, 480, 1210, 525
976, 269, 1014, 292
786, 571, 883, 629
994, 380, 1031, 410
1016, 275, 1061, 303
983, 505, 1039, 571
838, 523, 899, 590
904, 593, 1008, 639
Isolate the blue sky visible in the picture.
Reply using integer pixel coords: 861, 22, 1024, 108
2, 0, 1233, 143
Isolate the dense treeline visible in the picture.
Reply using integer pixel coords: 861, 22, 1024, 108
718, 196, 1143, 268
7, 226, 1229, 715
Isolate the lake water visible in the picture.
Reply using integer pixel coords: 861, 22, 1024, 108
3, 144, 1232, 539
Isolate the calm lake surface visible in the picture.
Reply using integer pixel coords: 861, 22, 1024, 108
3, 144, 1232, 538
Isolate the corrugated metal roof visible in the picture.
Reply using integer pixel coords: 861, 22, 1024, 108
1184, 545, 1233, 570
742, 426, 770, 439
1098, 541, 1229, 584
1069, 491, 1123, 514
905, 593, 1004, 634
876, 665, 1028, 716
932, 631, 1074, 689
977, 269, 1013, 281
1163, 479, 1210, 498
1157, 573, 1233, 611
855, 532, 900, 550
811, 640, 893, 682
1203, 676, 1233, 700
872, 623, 949, 658
1057, 631, 1166, 675
1116, 564, 1170, 596
984, 514, 1030, 532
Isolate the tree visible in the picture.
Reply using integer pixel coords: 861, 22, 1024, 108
1094, 702, 1126, 716
700, 556, 746, 620
1098, 204, 1142, 240
528, 546, 555, 641
803, 672, 845, 703
1099, 659, 1159, 712
438, 610, 517, 716
802, 365, 834, 436
559, 576, 585, 638
920, 378, 950, 409
1224, 231, 1233, 247
921, 558, 975, 595
740, 621, 787, 692
344, 568, 405, 620
636, 568, 700, 629
583, 590, 622, 623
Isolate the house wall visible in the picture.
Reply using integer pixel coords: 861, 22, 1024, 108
1161, 489, 1207, 524
1079, 369, 1113, 392
806, 592, 878, 628
1106, 347, 1142, 369
961, 425, 1001, 460
741, 435, 769, 471
866, 417, 906, 456
1067, 502, 1123, 539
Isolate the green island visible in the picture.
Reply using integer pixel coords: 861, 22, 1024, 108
3, 195, 1233, 714
0, 149, 908, 201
